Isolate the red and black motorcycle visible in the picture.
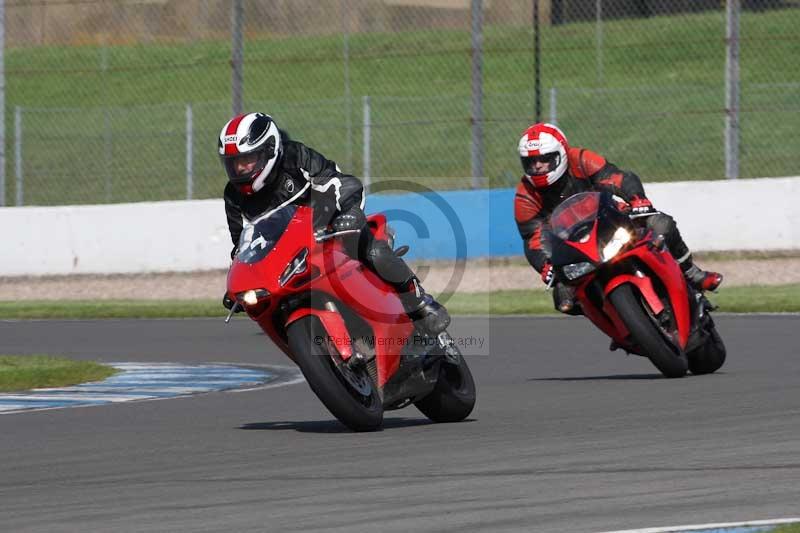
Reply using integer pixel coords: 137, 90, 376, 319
225, 204, 476, 431
545, 191, 726, 378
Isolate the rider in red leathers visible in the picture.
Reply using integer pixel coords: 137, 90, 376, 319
514, 123, 723, 314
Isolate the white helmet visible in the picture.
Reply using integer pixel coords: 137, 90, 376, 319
218, 112, 282, 195
518, 123, 569, 189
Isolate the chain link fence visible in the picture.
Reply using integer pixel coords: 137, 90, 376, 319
2, 0, 799, 206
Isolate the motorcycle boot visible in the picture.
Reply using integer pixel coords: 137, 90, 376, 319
553, 282, 583, 316
400, 278, 451, 335
681, 259, 723, 292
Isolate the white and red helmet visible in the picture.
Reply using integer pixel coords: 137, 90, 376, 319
518, 123, 569, 188
218, 112, 282, 195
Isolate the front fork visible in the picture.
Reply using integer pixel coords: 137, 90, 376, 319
437, 331, 462, 365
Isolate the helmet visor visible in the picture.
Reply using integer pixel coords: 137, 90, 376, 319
223, 151, 266, 186
522, 152, 560, 176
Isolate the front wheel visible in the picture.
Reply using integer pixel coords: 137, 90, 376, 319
415, 339, 476, 423
608, 284, 688, 378
287, 316, 383, 431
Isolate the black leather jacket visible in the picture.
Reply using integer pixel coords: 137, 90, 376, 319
223, 140, 364, 254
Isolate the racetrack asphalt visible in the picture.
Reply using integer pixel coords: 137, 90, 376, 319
1, 315, 798, 533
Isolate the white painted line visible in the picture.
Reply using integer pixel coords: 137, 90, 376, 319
0, 362, 303, 415
598, 517, 800, 533
0, 394, 147, 402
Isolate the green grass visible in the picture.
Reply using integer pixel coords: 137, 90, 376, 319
5, 8, 800, 205
0, 355, 118, 393
1, 284, 798, 319
446, 284, 800, 315
772, 524, 800, 533
0, 300, 222, 320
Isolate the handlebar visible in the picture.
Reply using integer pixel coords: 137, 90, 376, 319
314, 229, 362, 243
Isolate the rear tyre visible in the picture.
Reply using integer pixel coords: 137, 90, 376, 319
287, 316, 383, 431
415, 344, 476, 423
688, 316, 726, 375
608, 284, 688, 378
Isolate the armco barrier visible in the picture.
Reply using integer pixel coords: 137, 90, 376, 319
0, 177, 797, 276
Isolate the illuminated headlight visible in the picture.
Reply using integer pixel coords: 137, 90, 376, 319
237, 288, 269, 306
563, 261, 596, 281
279, 248, 309, 287
601, 227, 632, 262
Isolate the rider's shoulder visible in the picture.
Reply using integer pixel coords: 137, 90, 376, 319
280, 140, 305, 169
515, 178, 539, 198
514, 179, 543, 221
282, 140, 332, 174
567, 146, 607, 179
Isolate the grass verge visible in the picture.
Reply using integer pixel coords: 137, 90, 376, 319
772, 524, 800, 533
0, 355, 118, 393
0, 284, 798, 319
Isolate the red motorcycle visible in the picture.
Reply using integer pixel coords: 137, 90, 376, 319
545, 192, 726, 378
225, 204, 476, 431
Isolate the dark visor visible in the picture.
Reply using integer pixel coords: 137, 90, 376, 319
522, 152, 559, 174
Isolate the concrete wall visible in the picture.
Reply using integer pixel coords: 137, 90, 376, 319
1, 177, 797, 276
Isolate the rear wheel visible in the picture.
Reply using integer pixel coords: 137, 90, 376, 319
608, 284, 688, 378
415, 339, 476, 423
688, 316, 726, 375
287, 316, 383, 431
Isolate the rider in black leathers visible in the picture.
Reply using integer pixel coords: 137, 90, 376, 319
219, 112, 449, 334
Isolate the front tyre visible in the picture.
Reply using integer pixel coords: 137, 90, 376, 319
608, 284, 688, 378
415, 340, 476, 423
287, 316, 383, 431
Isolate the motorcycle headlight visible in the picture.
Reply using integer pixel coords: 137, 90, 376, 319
236, 288, 270, 306
563, 261, 596, 281
601, 227, 632, 262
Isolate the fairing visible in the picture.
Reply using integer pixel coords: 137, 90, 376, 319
226, 205, 415, 388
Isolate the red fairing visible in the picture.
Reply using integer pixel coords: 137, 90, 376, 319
287, 308, 353, 359
564, 219, 601, 263
226, 205, 415, 389
604, 274, 664, 316
628, 244, 691, 348
597, 243, 690, 349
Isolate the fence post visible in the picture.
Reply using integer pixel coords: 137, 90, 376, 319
725, 0, 740, 179
533, 0, 541, 122
362, 95, 371, 194
471, 0, 484, 188
104, 109, 112, 202
231, 0, 244, 115
596, 0, 604, 85
549, 87, 558, 125
14, 106, 22, 206
0, 0, 5, 207
342, 0, 353, 172
186, 103, 194, 200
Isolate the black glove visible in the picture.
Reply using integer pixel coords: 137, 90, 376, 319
331, 206, 367, 233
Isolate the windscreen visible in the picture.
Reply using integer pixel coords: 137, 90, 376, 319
236, 204, 298, 264
549, 192, 601, 241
